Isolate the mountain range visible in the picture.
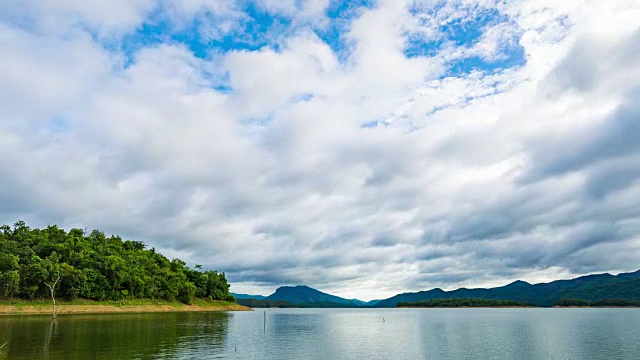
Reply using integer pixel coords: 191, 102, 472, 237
234, 269, 640, 307
233, 285, 379, 307
376, 269, 640, 307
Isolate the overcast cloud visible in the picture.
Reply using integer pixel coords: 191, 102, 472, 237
1, 0, 639, 300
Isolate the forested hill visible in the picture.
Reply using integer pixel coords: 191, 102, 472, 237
0, 221, 234, 304
375, 269, 640, 307
265, 285, 361, 306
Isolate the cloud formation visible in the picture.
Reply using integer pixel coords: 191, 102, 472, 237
1, 0, 639, 300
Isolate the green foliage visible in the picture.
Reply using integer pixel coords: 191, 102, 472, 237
178, 282, 197, 304
0, 221, 233, 304
0, 270, 20, 298
397, 298, 536, 307
0, 253, 19, 271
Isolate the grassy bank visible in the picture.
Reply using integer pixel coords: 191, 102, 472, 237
0, 298, 251, 316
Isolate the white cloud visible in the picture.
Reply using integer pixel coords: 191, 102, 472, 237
1, 0, 640, 300
0, 0, 155, 37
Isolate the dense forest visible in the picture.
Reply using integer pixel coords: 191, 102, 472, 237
397, 298, 535, 307
0, 221, 234, 304
554, 298, 640, 307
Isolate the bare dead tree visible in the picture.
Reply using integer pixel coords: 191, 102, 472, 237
44, 273, 61, 319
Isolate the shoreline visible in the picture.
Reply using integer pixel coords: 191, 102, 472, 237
397, 306, 536, 308
553, 306, 640, 308
0, 300, 252, 316
398, 306, 640, 309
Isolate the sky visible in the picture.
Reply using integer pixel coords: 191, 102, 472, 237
1, 0, 639, 301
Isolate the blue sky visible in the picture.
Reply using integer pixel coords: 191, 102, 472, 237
113, 0, 377, 65
1, 0, 639, 300
107, 0, 527, 80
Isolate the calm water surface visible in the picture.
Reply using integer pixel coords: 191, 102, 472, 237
1, 308, 639, 359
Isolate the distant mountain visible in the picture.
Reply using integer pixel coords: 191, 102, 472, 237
348, 298, 367, 306
234, 269, 640, 308
375, 269, 640, 307
265, 285, 362, 306
231, 293, 266, 300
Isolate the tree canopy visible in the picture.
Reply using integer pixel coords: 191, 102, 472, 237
0, 221, 234, 304
554, 298, 640, 307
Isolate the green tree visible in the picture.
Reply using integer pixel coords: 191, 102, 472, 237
0, 221, 235, 304
178, 282, 197, 304
0, 270, 20, 298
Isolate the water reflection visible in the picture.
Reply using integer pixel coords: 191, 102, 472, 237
43, 319, 57, 357
1, 308, 640, 359
0, 312, 230, 359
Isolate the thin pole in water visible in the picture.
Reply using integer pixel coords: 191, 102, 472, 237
264, 310, 266, 333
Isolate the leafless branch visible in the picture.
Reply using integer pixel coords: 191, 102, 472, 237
44, 273, 61, 319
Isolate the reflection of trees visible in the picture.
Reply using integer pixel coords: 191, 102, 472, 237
0, 312, 230, 359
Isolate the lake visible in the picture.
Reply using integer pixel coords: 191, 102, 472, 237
1, 308, 639, 359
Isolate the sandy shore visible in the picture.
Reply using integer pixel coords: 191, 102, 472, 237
0, 301, 252, 316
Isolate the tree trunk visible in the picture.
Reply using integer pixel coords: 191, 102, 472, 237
44, 274, 61, 319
